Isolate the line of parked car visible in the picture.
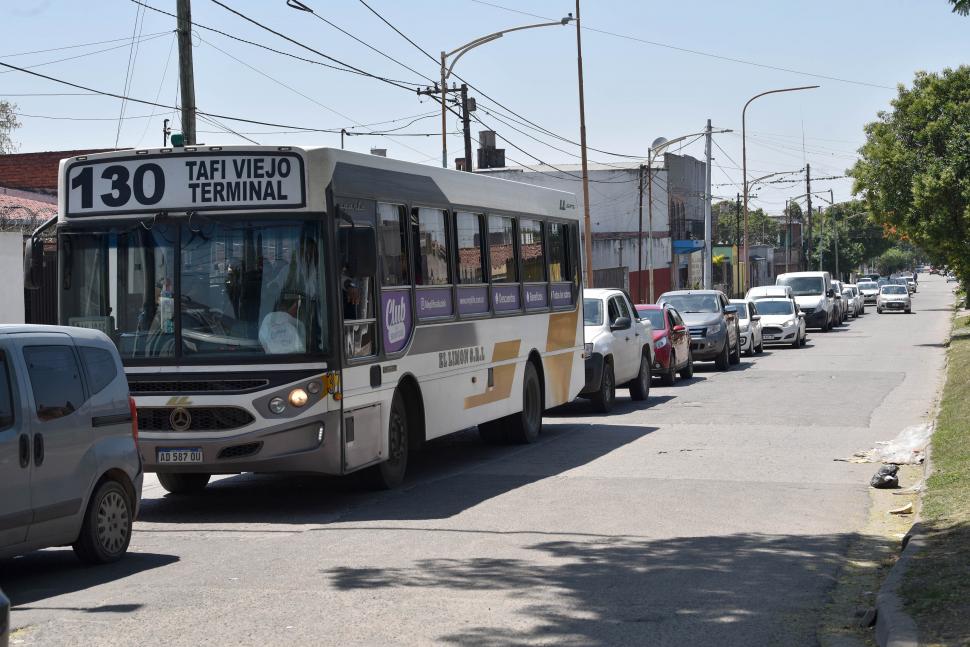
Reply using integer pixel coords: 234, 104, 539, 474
581, 269, 904, 412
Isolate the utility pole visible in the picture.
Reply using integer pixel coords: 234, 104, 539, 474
819, 206, 825, 271
460, 84, 473, 172
830, 188, 838, 280
647, 165, 655, 301
176, 0, 197, 145
637, 164, 644, 302
703, 118, 713, 289
574, 0, 593, 288
735, 193, 741, 297
439, 52, 448, 168
805, 163, 813, 270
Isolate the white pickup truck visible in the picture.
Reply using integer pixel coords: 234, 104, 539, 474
581, 288, 655, 412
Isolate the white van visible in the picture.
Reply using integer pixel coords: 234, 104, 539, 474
775, 271, 834, 331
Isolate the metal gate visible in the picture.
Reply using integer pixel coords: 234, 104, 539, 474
24, 247, 57, 325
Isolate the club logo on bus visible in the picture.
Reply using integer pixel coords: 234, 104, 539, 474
381, 290, 412, 353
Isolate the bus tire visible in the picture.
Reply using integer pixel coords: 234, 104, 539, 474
366, 390, 409, 490
508, 361, 543, 444
157, 472, 210, 495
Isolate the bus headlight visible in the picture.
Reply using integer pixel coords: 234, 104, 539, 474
288, 388, 309, 407
268, 397, 286, 414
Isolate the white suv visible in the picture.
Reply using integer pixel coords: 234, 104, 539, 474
582, 289, 654, 413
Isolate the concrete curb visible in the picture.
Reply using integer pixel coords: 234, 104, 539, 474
875, 521, 924, 647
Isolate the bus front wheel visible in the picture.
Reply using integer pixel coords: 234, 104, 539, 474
366, 390, 409, 490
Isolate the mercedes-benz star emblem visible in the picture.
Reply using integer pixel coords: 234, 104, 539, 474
170, 407, 192, 432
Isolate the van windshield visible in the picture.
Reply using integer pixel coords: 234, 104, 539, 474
777, 276, 825, 296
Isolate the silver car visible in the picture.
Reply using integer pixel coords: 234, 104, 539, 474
877, 285, 912, 314
0, 325, 142, 564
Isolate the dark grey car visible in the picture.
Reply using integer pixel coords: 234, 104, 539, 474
657, 290, 740, 371
0, 325, 142, 564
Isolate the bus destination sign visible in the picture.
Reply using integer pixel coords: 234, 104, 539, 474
65, 152, 306, 216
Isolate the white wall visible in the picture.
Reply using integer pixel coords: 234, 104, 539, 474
0, 232, 25, 324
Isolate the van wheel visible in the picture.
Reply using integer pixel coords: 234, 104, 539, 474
73, 480, 133, 564
366, 390, 409, 489
157, 472, 210, 495
679, 351, 694, 379
508, 361, 543, 443
592, 361, 616, 413
631, 353, 653, 398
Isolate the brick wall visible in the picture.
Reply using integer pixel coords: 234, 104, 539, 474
0, 149, 115, 192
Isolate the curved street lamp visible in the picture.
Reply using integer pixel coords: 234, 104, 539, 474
741, 85, 819, 293
437, 16, 573, 169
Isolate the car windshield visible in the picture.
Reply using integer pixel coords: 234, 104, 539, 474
756, 300, 794, 315
59, 218, 330, 361
659, 294, 719, 313
777, 276, 825, 296
584, 298, 604, 326
636, 309, 665, 329
731, 303, 749, 318
882, 285, 908, 295
858, 282, 876, 290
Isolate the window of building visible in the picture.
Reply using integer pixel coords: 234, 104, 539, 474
519, 218, 545, 282
23, 345, 86, 421
79, 347, 117, 395
377, 203, 409, 287
456, 212, 485, 284
412, 207, 450, 286
488, 215, 517, 283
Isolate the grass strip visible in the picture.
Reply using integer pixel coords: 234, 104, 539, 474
901, 308, 970, 645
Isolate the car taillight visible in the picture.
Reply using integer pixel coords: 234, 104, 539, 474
129, 396, 139, 446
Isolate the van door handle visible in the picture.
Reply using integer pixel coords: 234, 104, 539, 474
19, 434, 30, 468
33, 433, 44, 467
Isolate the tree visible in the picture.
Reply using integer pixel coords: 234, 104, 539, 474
875, 247, 917, 276
0, 101, 20, 154
850, 66, 970, 300
712, 199, 778, 246
951, 0, 969, 16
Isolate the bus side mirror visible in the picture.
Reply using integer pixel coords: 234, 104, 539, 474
345, 227, 377, 277
23, 237, 44, 290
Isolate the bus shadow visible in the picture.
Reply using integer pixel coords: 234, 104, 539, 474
138, 424, 656, 525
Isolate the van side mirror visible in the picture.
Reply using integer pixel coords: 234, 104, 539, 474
23, 237, 44, 290
611, 316, 631, 331
751, 314, 761, 321
826, 289, 835, 298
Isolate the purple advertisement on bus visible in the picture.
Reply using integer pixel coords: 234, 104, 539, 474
381, 289, 412, 353
492, 285, 520, 312
416, 288, 453, 319
524, 285, 548, 309
550, 282, 573, 307
457, 286, 489, 315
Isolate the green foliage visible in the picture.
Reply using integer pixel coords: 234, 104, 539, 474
875, 247, 916, 275
850, 66, 970, 294
712, 199, 778, 245
806, 199, 892, 277
0, 100, 20, 154
951, 0, 969, 15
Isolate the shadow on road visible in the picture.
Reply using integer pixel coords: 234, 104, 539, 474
138, 423, 657, 526
321, 530, 893, 646
0, 551, 178, 607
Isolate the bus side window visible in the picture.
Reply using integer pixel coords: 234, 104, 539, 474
487, 215, 517, 283
455, 212, 486, 284
548, 222, 566, 282
339, 222, 377, 359
377, 203, 409, 287
520, 218, 545, 283
412, 207, 451, 286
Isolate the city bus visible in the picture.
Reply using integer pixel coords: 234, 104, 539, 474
25, 146, 585, 493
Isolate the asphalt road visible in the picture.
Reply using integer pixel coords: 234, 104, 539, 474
3, 276, 955, 646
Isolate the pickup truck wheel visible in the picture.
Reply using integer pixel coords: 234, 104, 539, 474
714, 340, 730, 371
592, 361, 616, 413
630, 353, 652, 400
679, 350, 694, 379
659, 351, 676, 387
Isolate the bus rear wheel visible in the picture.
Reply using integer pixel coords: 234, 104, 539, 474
508, 361, 543, 444
366, 390, 409, 490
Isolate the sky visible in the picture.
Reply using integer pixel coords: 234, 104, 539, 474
2, 0, 968, 216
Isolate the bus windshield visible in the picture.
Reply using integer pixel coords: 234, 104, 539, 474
777, 276, 825, 296
59, 217, 330, 361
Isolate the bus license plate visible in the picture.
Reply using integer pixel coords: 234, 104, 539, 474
157, 448, 203, 464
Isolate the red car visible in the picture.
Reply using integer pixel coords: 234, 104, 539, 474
635, 304, 693, 385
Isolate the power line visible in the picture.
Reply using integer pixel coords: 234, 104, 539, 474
134, 33, 178, 147
116, 1, 147, 147
0, 31, 171, 76
0, 31, 171, 58
467, 0, 894, 90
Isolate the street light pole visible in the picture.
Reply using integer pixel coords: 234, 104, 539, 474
574, 0, 593, 288
742, 85, 818, 292
436, 16, 573, 171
